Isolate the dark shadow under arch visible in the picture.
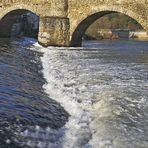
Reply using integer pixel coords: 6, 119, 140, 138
70, 11, 144, 47
0, 9, 39, 38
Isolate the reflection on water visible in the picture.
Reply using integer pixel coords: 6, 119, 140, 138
0, 38, 69, 147
0, 38, 148, 148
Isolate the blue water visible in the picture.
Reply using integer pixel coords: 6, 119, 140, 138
0, 38, 69, 147
0, 38, 148, 148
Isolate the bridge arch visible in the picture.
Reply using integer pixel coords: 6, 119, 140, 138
70, 5, 148, 47
0, 4, 39, 20
0, 6, 39, 38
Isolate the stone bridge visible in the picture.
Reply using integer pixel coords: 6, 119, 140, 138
0, 0, 147, 46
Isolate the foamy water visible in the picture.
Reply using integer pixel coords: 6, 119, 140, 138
32, 45, 94, 148
25, 39, 148, 148
4, 38, 147, 148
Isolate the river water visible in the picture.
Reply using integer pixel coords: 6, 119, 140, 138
0, 38, 148, 148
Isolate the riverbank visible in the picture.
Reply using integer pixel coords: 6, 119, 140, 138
129, 31, 148, 40
84, 30, 148, 41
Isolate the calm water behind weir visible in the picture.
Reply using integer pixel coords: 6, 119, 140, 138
0, 38, 148, 148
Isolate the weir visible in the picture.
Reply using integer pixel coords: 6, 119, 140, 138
0, 0, 147, 46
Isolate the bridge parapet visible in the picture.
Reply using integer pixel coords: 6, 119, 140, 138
0, 0, 68, 18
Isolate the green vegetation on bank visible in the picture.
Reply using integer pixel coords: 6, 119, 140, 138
86, 13, 143, 39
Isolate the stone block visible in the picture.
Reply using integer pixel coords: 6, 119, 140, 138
38, 17, 70, 47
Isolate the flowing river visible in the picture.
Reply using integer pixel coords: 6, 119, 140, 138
0, 38, 148, 148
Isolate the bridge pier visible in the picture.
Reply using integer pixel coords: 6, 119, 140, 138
38, 17, 70, 47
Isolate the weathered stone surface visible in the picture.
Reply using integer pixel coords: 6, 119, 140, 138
38, 17, 70, 47
0, 0, 147, 46
0, 0, 68, 18
69, 0, 148, 46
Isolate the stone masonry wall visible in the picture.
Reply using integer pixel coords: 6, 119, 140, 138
0, 0, 69, 46
68, 0, 148, 40
0, 0, 68, 18
0, 0, 147, 46
38, 17, 70, 47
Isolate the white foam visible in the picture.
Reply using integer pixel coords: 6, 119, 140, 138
39, 48, 93, 147
33, 42, 43, 48
27, 40, 148, 148
19, 41, 93, 148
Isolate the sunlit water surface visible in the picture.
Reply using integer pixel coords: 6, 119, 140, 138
0, 38, 148, 148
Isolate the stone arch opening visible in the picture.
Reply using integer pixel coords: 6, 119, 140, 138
70, 11, 146, 47
0, 9, 39, 38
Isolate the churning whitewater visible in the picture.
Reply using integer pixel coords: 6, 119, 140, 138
28, 39, 148, 148
2, 38, 147, 148
31, 43, 94, 148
